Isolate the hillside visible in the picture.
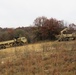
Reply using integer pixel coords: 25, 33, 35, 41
0, 41, 76, 75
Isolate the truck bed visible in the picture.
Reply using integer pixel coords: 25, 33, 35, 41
0, 40, 15, 45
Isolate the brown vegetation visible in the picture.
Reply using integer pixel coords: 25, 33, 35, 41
0, 16, 76, 75
0, 41, 76, 75
0, 17, 76, 43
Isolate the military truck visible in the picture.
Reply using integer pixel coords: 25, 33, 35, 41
0, 37, 27, 49
57, 28, 76, 41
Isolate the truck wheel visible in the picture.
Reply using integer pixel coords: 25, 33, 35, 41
2, 45, 6, 49
73, 37, 75, 40
20, 42, 24, 45
64, 38, 69, 41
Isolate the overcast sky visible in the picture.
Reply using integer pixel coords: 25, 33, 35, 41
0, 0, 76, 28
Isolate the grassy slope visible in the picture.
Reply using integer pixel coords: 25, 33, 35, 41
0, 41, 76, 75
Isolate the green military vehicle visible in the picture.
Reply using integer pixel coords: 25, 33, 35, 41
0, 37, 27, 49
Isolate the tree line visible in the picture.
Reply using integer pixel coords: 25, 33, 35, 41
0, 16, 76, 43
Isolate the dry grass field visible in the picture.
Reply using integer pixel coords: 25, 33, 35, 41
0, 41, 76, 75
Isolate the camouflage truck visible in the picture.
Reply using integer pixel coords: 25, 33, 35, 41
0, 37, 27, 49
57, 28, 76, 41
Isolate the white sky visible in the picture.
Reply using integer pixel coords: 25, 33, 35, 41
0, 0, 76, 28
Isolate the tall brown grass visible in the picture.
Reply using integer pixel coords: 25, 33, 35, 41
0, 41, 76, 75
